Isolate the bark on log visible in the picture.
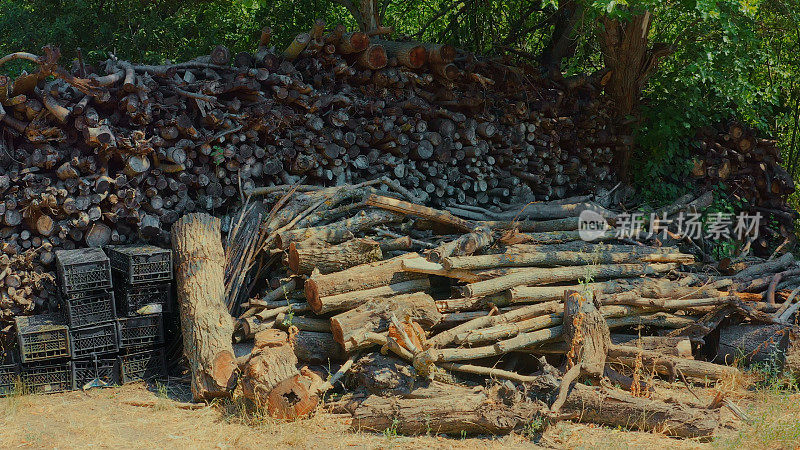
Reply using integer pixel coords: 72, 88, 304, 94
290, 331, 347, 363
288, 238, 382, 275
550, 290, 610, 413
240, 329, 300, 407
442, 251, 693, 271
351, 383, 541, 436
277, 209, 402, 249
562, 383, 719, 439
172, 212, 238, 401
304, 253, 424, 307
715, 323, 790, 366
366, 194, 474, 232
311, 277, 431, 315
458, 263, 678, 298
331, 292, 441, 352
428, 225, 492, 262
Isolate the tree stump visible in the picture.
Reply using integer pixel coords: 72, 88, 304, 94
550, 289, 610, 413
171, 212, 238, 401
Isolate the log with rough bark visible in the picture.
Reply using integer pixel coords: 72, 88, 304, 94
331, 292, 441, 352
366, 194, 474, 232
290, 330, 347, 363
304, 253, 424, 307
277, 209, 402, 249
239, 329, 300, 408
171, 212, 238, 401
550, 290, 610, 413
457, 262, 679, 298
441, 250, 693, 271
561, 383, 719, 439
311, 277, 431, 314
288, 238, 383, 275
351, 382, 541, 436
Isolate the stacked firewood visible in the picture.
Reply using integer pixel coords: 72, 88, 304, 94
693, 121, 797, 253
0, 24, 621, 324
182, 182, 799, 437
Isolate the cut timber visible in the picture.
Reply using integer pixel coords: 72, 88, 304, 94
290, 331, 346, 363
366, 194, 474, 232
336, 32, 369, 54
606, 346, 739, 381
330, 292, 441, 352
422, 43, 456, 64
458, 263, 679, 298
171, 213, 237, 401
734, 253, 795, 280
400, 256, 484, 283
357, 44, 388, 70
311, 277, 430, 315
351, 383, 540, 436
442, 250, 693, 271
562, 383, 719, 439
428, 225, 492, 262
715, 323, 790, 366
374, 40, 427, 69
288, 238, 382, 275
277, 209, 401, 249
240, 329, 300, 408
304, 253, 424, 307
550, 290, 610, 413
283, 33, 311, 60
612, 334, 693, 358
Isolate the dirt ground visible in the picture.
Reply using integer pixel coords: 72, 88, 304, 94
1, 379, 798, 449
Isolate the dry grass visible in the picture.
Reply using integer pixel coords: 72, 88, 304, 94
0, 378, 797, 449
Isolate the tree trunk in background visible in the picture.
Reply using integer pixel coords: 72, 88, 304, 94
540, 0, 585, 68
600, 11, 672, 181
333, 0, 382, 32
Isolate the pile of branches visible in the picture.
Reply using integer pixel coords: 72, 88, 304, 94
0, 22, 620, 326
199, 181, 800, 438
693, 121, 797, 254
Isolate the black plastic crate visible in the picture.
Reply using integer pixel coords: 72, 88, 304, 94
15, 314, 71, 363
61, 289, 117, 329
21, 362, 71, 394
115, 282, 172, 315
70, 322, 119, 359
118, 348, 166, 384
55, 248, 112, 294
117, 314, 164, 349
0, 363, 20, 397
70, 357, 119, 390
107, 245, 172, 285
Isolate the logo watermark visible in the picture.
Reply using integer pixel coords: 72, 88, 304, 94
578, 209, 609, 242
579, 210, 762, 242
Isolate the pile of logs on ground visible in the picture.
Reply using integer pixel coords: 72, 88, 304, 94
168, 181, 800, 439
693, 121, 797, 254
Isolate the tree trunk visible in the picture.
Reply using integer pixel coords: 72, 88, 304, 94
351, 383, 541, 436
562, 383, 719, 439
288, 238, 382, 275
290, 331, 347, 363
171, 212, 238, 401
600, 11, 672, 180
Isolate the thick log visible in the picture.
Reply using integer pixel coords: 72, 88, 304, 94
336, 32, 369, 54
288, 238, 382, 275
734, 253, 795, 280
458, 263, 679, 298
562, 383, 719, 439
331, 292, 441, 352
240, 329, 300, 408
171, 212, 238, 401
428, 225, 492, 262
304, 253, 424, 307
715, 323, 790, 366
311, 277, 431, 315
283, 33, 311, 60
374, 40, 427, 69
290, 331, 346, 363
351, 383, 541, 436
357, 44, 387, 70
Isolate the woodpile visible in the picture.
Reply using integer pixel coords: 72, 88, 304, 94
0, 26, 623, 329
203, 183, 799, 439
693, 121, 797, 254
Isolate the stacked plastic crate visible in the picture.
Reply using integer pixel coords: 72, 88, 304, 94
11, 312, 73, 394
55, 248, 120, 390
107, 245, 170, 384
